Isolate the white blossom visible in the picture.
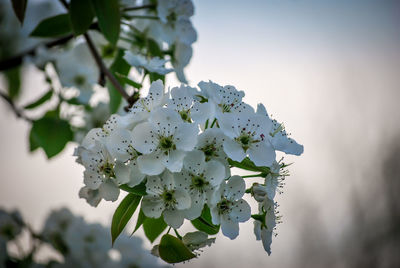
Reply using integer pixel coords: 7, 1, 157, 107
55, 43, 99, 103
175, 150, 226, 220
141, 171, 191, 228
257, 103, 304, 156
124, 51, 173, 75
209, 176, 251, 239
132, 107, 198, 175
219, 112, 276, 167
254, 198, 277, 255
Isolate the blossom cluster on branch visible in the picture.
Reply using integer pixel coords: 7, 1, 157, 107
0, 207, 164, 268
75, 80, 303, 262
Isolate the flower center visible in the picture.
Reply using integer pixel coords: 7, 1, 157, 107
217, 199, 232, 215
237, 133, 252, 151
74, 75, 86, 86
179, 110, 191, 122
191, 175, 208, 190
162, 190, 176, 208
200, 143, 218, 161
159, 136, 175, 151
100, 161, 115, 178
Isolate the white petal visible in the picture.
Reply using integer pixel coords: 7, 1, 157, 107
148, 79, 165, 107
137, 152, 166, 175
114, 161, 130, 184
204, 160, 226, 187
223, 139, 246, 162
221, 216, 239, 240
210, 206, 221, 225
149, 108, 182, 133
163, 150, 185, 172
191, 102, 215, 124
106, 128, 134, 162
131, 122, 158, 154
183, 150, 206, 175
217, 113, 239, 139
174, 123, 199, 151
79, 186, 101, 207
261, 228, 273, 255
145, 176, 163, 196
128, 162, 146, 187
254, 221, 262, 240
230, 199, 251, 223
174, 172, 191, 191
98, 180, 120, 202
142, 197, 164, 218
184, 199, 204, 220
271, 133, 304, 156
83, 170, 103, 190
248, 141, 276, 167
163, 209, 185, 229
174, 189, 191, 210
225, 175, 245, 201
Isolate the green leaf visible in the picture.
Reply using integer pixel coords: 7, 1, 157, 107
147, 38, 162, 57
119, 181, 147, 196
143, 215, 167, 243
23, 90, 53, 110
90, 0, 120, 45
228, 157, 270, 174
4, 67, 21, 100
158, 234, 196, 264
11, 0, 28, 24
107, 49, 130, 113
115, 73, 142, 89
148, 72, 165, 83
29, 116, 73, 158
111, 193, 142, 245
70, 0, 95, 35
29, 130, 39, 152
131, 209, 146, 235
191, 205, 220, 235
30, 14, 72, 38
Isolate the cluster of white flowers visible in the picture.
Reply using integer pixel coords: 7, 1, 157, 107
0, 207, 164, 268
123, 0, 197, 83
76, 79, 303, 255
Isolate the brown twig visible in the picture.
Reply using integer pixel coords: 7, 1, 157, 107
0, 90, 32, 122
83, 33, 130, 101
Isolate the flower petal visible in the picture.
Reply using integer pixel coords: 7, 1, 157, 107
248, 141, 276, 167
221, 216, 239, 240
127, 162, 146, 187
114, 161, 130, 184
83, 170, 103, 190
106, 128, 134, 162
163, 150, 185, 173
131, 122, 158, 154
174, 123, 199, 151
204, 160, 226, 187
174, 189, 191, 210
225, 175, 245, 201
137, 152, 166, 175
230, 199, 251, 223
98, 180, 120, 202
142, 196, 165, 218
223, 139, 246, 162
163, 209, 185, 229
183, 150, 206, 175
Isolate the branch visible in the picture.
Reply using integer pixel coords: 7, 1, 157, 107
0, 91, 32, 122
0, 35, 74, 71
123, 4, 156, 12
83, 33, 130, 101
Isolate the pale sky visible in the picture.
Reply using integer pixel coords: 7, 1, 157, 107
1, 0, 400, 267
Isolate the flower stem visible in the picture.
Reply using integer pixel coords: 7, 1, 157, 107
0, 90, 32, 122
242, 173, 264, 178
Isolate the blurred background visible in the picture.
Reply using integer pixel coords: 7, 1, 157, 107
1, 0, 400, 267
